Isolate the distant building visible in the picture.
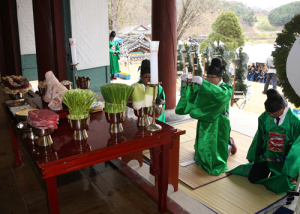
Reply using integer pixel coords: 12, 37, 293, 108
118, 23, 151, 39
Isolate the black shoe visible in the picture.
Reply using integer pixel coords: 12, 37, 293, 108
229, 137, 237, 155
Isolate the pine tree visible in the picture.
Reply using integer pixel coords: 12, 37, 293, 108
208, 11, 245, 51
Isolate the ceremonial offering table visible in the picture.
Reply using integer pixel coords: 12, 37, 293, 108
4, 102, 184, 214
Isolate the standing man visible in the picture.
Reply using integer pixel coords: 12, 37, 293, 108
263, 53, 277, 94
176, 58, 236, 175
109, 31, 120, 81
228, 89, 300, 194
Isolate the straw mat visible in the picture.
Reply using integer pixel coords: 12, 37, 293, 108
179, 175, 286, 214
144, 130, 251, 189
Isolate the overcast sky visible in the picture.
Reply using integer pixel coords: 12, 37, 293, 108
230, 0, 300, 9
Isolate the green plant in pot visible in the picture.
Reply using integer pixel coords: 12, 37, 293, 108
101, 83, 134, 134
62, 89, 99, 140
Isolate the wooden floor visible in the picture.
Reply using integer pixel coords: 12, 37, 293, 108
0, 91, 185, 214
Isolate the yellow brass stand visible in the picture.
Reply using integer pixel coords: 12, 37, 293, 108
71, 63, 79, 88
146, 82, 162, 131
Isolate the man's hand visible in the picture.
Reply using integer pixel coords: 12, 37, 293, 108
192, 76, 203, 85
181, 74, 188, 81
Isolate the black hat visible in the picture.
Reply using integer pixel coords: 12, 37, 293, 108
109, 31, 116, 37
207, 58, 224, 77
140, 59, 150, 75
264, 89, 286, 112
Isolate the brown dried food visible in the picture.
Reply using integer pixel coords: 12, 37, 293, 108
2, 75, 30, 90
77, 76, 90, 82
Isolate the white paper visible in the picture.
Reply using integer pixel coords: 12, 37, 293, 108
179, 160, 195, 167
150, 41, 160, 84
69, 38, 78, 64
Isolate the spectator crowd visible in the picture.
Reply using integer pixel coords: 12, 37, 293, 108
247, 62, 279, 85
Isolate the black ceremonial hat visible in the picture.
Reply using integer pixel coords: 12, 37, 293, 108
109, 31, 116, 37
264, 89, 286, 113
140, 59, 150, 75
207, 58, 224, 77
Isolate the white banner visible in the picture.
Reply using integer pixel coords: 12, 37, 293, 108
17, 0, 36, 55
70, 0, 110, 70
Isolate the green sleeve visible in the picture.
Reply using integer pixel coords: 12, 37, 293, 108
189, 81, 232, 122
175, 82, 199, 115
109, 41, 114, 53
157, 85, 165, 123
116, 42, 120, 60
282, 115, 300, 178
247, 114, 267, 162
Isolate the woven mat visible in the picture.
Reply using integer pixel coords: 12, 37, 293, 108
179, 175, 286, 214
144, 130, 251, 189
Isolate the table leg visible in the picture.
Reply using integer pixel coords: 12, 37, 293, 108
150, 146, 160, 176
158, 143, 170, 213
9, 123, 22, 167
46, 176, 60, 214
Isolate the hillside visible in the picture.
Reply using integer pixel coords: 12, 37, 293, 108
113, 0, 284, 45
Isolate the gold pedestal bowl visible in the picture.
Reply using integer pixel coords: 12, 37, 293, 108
105, 112, 126, 134
134, 107, 150, 127
68, 116, 90, 140
32, 127, 54, 147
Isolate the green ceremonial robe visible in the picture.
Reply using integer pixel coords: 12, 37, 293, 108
138, 80, 166, 123
228, 108, 300, 194
176, 80, 233, 175
109, 40, 120, 75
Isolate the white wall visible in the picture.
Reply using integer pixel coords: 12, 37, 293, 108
70, 0, 110, 70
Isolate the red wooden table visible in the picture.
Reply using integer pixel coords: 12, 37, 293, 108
4, 102, 183, 214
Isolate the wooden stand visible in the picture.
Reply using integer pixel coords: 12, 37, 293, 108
231, 62, 237, 106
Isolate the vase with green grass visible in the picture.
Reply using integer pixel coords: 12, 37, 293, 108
62, 89, 99, 140
101, 83, 134, 134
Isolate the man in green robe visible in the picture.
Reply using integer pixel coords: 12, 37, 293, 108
176, 58, 234, 175
228, 89, 300, 194
109, 31, 120, 81
137, 59, 165, 123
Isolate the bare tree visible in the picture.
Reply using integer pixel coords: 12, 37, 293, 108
177, 0, 220, 41
111, 0, 118, 32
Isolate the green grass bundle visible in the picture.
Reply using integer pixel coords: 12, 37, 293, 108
100, 83, 134, 113
62, 89, 99, 120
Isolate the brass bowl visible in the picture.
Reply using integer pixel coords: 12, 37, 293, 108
133, 107, 150, 127
76, 80, 90, 89
16, 122, 35, 140
105, 112, 126, 133
9, 93, 25, 100
32, 127, 54, 146
68, 116, 90, 140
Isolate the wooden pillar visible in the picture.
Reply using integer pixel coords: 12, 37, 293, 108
32, 0, 66, 81
0, 0, 22, 77
152, 0, 177, 110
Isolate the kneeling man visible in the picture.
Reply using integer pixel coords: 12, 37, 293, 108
228, 89, 300, 194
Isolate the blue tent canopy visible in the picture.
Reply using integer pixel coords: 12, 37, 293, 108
114, 37, 123, 45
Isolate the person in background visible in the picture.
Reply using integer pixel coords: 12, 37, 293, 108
263, 54, 277, 94
254, 65, 262, 82
109, 31, 120, 81
176, 58, 236, 175
248, 67, 255, 81
228, 89, 300, 194
257, 69, 267, 83
137, 59, 166, 123
247, 65, 252, 80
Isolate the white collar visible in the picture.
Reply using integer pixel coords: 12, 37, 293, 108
275, 106, 289, 126
217, 80, 223, 87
